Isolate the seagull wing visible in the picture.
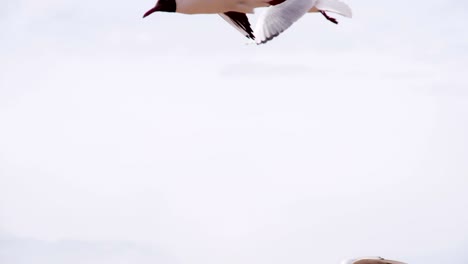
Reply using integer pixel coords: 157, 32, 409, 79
352, 257, 408, 264
314, 0, 352, 18
219, 12, 255, 40
255, 0, 318, 44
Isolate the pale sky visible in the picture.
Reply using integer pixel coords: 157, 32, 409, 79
1, 1, 468, 264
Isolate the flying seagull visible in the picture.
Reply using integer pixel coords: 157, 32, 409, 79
341, 256, 407, 264
255, 0, 352, 44
142, 0, 284, 40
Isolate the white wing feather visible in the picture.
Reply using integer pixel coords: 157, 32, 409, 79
255, 0, 318, 44
314, 0, 352, 18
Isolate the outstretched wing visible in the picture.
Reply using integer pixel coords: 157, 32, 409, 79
255, 0, 317, 44
219, 12, 255, 40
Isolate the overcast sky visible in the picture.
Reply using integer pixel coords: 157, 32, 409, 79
1, 1, 468, 264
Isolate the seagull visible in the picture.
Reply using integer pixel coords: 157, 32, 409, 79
255, 0, 352, 44
142, 0, 284, 40
341, 256, 407, 264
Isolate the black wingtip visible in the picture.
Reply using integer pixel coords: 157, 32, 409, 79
223, 12, 255, 41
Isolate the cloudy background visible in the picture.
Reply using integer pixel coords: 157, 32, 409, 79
1, 0, 468, 264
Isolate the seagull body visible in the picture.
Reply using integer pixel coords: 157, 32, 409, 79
144, 0, 271, 14
143, 0, 280, 40
341, 256, 407, 264
255, 0, 352, 44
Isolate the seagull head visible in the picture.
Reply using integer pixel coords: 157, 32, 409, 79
143, 0, 177, 18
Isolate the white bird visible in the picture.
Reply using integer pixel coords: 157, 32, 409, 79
255, 0, 352, 44
142, 0, 283, 40
341, 256, 408, 264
